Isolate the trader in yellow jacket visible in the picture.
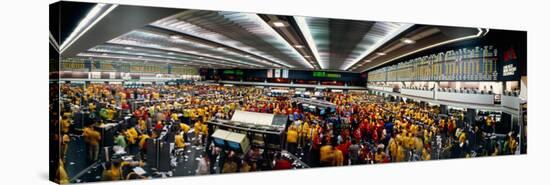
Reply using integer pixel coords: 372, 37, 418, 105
138, 134, 150, 152
201, 122, 209, 138
286, 125, 298, 154
388, 136, 399, 162
175, 132, 186, 149
194, 121, 208, 144
395, 140, 406, 162
374, 144, 386, 163
138, 118, 147, 134
126, 127, 138, 145
333, 148, 344, 166
61, 134, 70, 159
61, 114, 71, 134
102, 160, 144, 181
298, 121, 310, 148
82, 125, 101, 161
56, 159, 69, 184
508, 133, 518, 154
319, 144, 334, 166
180, 123, 191, 141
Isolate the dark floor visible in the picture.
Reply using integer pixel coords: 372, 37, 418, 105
64, 135, 94, 179
68, 132, 208, 183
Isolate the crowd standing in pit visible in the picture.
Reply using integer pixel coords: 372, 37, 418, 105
54, 83, 520, 183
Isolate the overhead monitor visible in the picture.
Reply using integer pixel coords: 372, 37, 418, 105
225, 132, 250, 153
211, 129, 231, 147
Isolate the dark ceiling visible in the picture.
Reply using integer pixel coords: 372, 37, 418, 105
53, 2, 486, 73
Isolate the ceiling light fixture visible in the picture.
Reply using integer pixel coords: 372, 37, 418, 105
272, 21, 286, 27
376, 52, 386, 56
400, 38, 416, 44
151, 17, 291, 68
342, 23, 413, 71
294, 45, 304, 48
60, 4, 118, 54
125, 46, 133, 50
106, 35, 262, 67
294, 16, 324, 69
169, 34, 182, 39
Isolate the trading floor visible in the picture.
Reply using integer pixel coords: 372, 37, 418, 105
52, 83, 525, 183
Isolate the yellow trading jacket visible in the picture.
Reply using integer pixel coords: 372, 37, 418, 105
175, 134, 186, 148
286, 129, 298, 143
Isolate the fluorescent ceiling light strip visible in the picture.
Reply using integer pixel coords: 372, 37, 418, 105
151, 17, 292, 68
152, 22, 270, 65
363, 28, 484, 72
49, 31, 60, 51
60, 4, 106, 50
88, 48, 236, 67
129, 29, 269, 67
107, 38, 262, 67
77, 53, 234, 67
60, 4, 117, 54
342, 23, 413, 71
294, 16, 323, 69
483, 28, 490, 36
91, 45, 239, 66
238, 13, 314, 69
50, 40, 60, 53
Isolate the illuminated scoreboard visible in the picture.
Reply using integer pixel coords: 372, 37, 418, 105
367, 45, 499, 82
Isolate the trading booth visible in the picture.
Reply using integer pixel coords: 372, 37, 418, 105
211, 129, 250, 154
293, 97, 337, 117
207, 110, 310, 169
207, 110, 287, 152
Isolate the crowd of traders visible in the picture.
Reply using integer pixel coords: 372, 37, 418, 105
53, 83, 520, 183
286, 94, 519, 167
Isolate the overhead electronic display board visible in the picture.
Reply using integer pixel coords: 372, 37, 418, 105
368, 45, 499, 82
312, 71, 342, 78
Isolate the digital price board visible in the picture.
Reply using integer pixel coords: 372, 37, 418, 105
312, 71, 341, 78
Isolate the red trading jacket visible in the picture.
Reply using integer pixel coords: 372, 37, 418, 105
353, 128, 362, 141
155, 122, 163, 131
312, 134, 321, 150
372, 129, 379, 143
337, 141, 352, 156
142, 110, 149, 120
274, 159, 292, 170
121, 103, 130, 110
133, 110, 143, 119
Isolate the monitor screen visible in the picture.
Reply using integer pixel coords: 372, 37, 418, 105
320, 108, 326, 115
227, 141, 240, 151
213, 138, 225, 147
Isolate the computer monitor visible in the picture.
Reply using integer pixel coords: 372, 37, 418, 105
225, 132, 250, 153
213, 138, 225, 147
211, 129, 231, 147
320, 108, 326, 115
227, 141, 241, 151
